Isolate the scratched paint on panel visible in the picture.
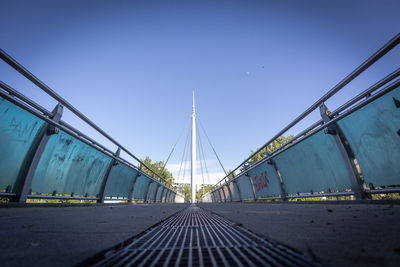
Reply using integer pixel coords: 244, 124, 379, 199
274, 130, 350, 195
104, 163, 138, 198
0, 97, 45, 191
338, 85, 400, 187
235, 174, 255, 200
248, 161, 281, 198
31, 130, 112, 196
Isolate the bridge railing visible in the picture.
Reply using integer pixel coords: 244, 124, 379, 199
205, 33, 400, 203
0, 49, 181, 203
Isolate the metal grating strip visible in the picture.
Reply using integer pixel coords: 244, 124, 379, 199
90, 205, 320, 267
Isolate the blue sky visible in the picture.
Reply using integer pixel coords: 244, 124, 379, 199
1, 0, 399, 184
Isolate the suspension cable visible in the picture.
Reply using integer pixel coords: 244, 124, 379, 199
177, 122, 191, 183
197, 129, 211, 184
197, 117, 227, 176
160, 123, 188, 176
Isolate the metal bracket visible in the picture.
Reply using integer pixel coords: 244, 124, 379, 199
128, 166, 142, 203
319, 103, 367, 200
266, 155, 287, 201
14, 103, 63, 203
144, 181, 154, 203
98, 148, 121, 203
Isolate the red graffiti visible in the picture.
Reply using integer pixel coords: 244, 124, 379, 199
253, 171, 269, 192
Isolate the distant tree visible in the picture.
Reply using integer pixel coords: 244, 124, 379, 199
196, 185, 215, 201
226, 169, 236, 179
242, 135, 294, 170
140, 156, 174, 185
182, 185, 191, 202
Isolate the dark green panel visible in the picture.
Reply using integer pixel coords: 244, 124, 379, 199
146, 182, 158, 202
31, 130, 112, 196
132, 175, 151, 200
235, 175, 254, 200
222, 185, 231, 201
156, 185, 164, 202
228, 181, 240, 201
0, 97, 45, 191
338, 86, 400, 187
104, 163, 137, 198
248, 161, 281, 198
274, 130, 351, 195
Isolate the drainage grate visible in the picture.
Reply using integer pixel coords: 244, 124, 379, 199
90, 205, 320, 266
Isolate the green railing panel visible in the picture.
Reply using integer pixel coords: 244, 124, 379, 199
228, 181, 240, 201
146, 182, 158, 202
156, 185, 164, 202
104, 163, 137, 198
235, 174, 254, 200
0, 97, 45, 192
31, 130, 112, 196
132, 175, 151, 200
274, 130, 351, 194
338, 86, 400, 187
248, 161, 281, 198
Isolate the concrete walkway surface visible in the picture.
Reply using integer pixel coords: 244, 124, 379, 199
199, 201, 400, 267
0, 203, 188, 267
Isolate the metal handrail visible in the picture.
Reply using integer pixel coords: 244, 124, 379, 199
0, 50, 176, 191
214, 77, 400, 190
215, 32, 400, 186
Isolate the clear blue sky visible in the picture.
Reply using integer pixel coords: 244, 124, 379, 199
1, 0, 399, 184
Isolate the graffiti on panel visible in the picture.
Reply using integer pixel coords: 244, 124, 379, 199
253, 171, 269, 192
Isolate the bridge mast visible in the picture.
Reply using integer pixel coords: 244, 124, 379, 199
191, 92, 196, 203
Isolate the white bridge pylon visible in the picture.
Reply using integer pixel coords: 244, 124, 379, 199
191, 92, 196, 203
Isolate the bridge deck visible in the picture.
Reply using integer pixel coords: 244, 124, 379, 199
199, 201, 400, 266
1, 201, 399, 266
0, 203, 188, 267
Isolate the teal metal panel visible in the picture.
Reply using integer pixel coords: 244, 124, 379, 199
146, 182, 158, 202
0, 97, 45, 192
104, 163, 137, 198
338, 86, 400, 187
156, 185, 164, 202
222, 185, 231, 201
132, 175, 151, 200
31, 130, 112, 196
274, 130, 351, 195
248, 161, 281, 198
228, 181, 240, 201
235, 174, 254, 200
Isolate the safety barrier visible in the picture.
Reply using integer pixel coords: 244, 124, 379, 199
0, 49, 181, 203
205, 33, 400, 203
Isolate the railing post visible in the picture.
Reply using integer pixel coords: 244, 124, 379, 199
144, 181, 154, 203
225, 179, 233, 202
246, 172, 257, 201
98, 148, 121, 203
319, 103, 367, 200
216, 189, 222, 202
128, 166, 142, 203
164, 189, 169, 203
266, 156, 287, 201
161, 187, 166, 203
14, 103, 63, 203
220, 187, 226, 202
153, 184, 160, 203
232, 174, 243, 201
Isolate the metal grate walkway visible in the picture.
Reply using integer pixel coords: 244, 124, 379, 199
90, 205, 320, 266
